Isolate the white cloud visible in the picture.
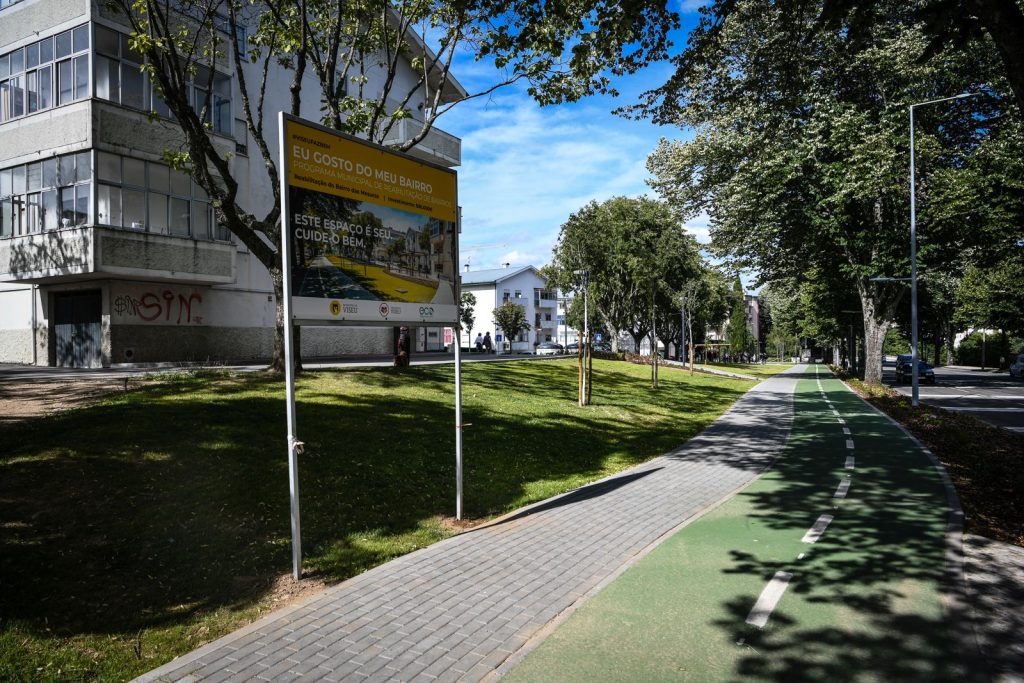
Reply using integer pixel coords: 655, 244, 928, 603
441, 92, 679, 270
678, 0, 706, 13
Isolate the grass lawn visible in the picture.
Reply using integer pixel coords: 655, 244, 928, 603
0, 358, 752, 682
696, 362, 795, 379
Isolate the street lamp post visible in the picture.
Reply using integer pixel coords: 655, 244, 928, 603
908, 91, 979, 407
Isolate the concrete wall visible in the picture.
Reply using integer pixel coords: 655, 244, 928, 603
0, 104, 92, 168
0, 0, 87, 48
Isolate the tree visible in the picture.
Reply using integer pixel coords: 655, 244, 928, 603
644, 0, 1017, 382
725, 278, 753, 361
492, 302, 531, 352
458, 291, 477, 340
110, 0, 679, 371
547, 197, 701, 352
955, 253, 1024, 367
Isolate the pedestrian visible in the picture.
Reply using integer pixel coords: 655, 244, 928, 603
474, 333, 484, 353
483, 332, 493, 354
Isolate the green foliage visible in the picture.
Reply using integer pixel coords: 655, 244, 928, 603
459, 291, 477, 337
492, 301, 531, 346
643, 0, 1022, 380
725, 278, 753, 355
547, 196, 703, 350
955, 254, 1024, 336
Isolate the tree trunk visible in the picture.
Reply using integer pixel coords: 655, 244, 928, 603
270, 266, 287, 372
857, 284, 893, 384
269, 266, 301, 374
971, 0, 1024, 113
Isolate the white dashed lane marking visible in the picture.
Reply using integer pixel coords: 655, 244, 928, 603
834, 479, 851, 499
745, 571, 793, 629
802, 515, 834, 544
845, 456, 855, 470
846, 439, 855, 449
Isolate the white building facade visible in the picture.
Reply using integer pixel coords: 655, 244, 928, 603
460, 266, 556, 353
0, 0, 463, 366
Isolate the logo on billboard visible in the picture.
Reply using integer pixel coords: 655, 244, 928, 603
329, 300, 341, 316
419, 306, 434, 317
379, 302, 390, 317
343, 303, 358, 314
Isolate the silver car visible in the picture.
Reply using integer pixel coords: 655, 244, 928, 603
1011, 354, 1024, 379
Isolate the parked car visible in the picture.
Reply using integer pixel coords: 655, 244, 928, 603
1010, 354, 1024, 379
535, 342, 564, 356
895, 360, 936, 384
564, 341, 613, 354
894, 354, 912, 371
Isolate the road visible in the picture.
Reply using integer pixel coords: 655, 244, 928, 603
882, 361, 1024, 433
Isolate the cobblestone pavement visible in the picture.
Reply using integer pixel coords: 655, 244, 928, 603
963, 534, 1024, 682
136, 368, 803, 683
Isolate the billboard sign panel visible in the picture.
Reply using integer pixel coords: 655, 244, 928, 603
282, 115, 459, 324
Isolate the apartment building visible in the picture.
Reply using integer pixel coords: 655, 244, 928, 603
0, 0, 463, 367
460, 265, 556, 353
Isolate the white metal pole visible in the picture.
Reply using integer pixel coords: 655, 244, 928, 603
454, 327, 464, 520
279, 113, 302, 581
909, 104, 920, 408
582, 275, 588, 406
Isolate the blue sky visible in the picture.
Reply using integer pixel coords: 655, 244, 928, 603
438, 4, 711, 274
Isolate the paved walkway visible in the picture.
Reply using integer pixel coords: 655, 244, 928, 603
136, 367, 803, 682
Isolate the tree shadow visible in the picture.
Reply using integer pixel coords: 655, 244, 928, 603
0, 360, 753, 659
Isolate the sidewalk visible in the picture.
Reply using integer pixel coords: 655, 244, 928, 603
136, 367, 803, 682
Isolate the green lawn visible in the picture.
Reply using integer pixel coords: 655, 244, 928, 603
0, 359, 752, 682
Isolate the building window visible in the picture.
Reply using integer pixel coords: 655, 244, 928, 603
94, 151, 225, 240
0, 25, 88, 124
514, 289, 522, 299
0, 152, 88, 236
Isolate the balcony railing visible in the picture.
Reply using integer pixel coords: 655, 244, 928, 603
0, 226, 235, 284
381, 117, 461, 167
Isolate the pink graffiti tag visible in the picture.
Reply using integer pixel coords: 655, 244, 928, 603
128, 291, 203, 324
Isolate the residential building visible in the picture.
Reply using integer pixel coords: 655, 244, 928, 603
460, 265, 555, 353
0, 1, 463, 367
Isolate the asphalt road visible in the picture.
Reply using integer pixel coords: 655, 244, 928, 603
882, 361, 1024, 433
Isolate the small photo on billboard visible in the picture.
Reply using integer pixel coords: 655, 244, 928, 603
289, 185, 457, 306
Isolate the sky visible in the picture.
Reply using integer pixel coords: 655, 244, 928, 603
436, 4, 713, 276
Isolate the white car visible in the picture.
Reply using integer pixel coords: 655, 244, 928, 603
535, 342, 564, 356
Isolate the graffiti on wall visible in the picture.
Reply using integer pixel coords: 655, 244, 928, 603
113, 289, 204, 325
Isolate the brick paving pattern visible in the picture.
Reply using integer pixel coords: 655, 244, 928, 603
136, 369, 802, 682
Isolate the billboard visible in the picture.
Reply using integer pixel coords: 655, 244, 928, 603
282, 116, 459, 325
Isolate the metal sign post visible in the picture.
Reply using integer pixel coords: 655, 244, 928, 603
278, 112, 303, 581
276, 113, 461, 578
454, 328, 464, 519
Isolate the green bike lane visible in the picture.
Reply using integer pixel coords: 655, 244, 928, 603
505, 365, 960, 682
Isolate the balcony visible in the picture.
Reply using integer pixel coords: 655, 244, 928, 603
381, 117, 461, 167
0, 226, 235, 285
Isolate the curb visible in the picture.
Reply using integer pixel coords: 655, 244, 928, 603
831, 370, 988, 682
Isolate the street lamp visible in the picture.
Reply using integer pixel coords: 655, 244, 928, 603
905, 91, 980, 407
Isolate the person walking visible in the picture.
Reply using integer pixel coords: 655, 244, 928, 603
474, 333, 484, 353
483, 332, 493, 354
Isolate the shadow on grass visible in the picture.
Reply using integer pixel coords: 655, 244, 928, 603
0, 359, 752, 661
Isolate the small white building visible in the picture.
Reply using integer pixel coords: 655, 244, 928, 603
460, 265, 556, 353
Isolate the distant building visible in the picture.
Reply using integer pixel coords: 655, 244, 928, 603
459, 265, 555, 353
